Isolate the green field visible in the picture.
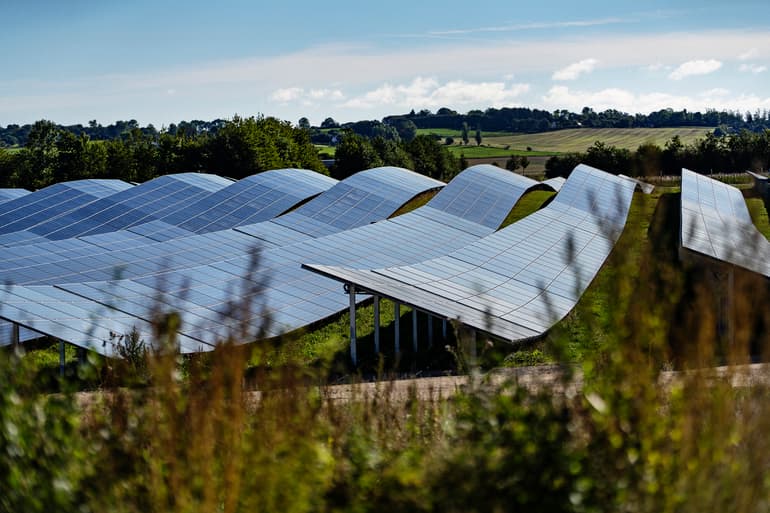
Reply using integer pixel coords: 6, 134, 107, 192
429, 127, 715, 159
481, 127, 714, 153
415, 128, 516, 138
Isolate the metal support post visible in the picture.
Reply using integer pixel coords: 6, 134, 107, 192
394, 301, 400, 354
728, 266, 735, 350
412, 309, 418, 352
348, 284, 357, 366
59, 340, 66, 377
442, 318, 447, 339
373, 295, 380, 354
11, 323, 19, 349
427, 315, 433, 348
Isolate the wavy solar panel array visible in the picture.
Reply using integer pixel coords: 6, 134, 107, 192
0, 179, 133, 245
0, 167, 442, 352
0, 167, 439, 286
0, 189, 31, 204
0, 173, 233, 246
44, 165, 554, 344
680, 168, 770, 277
305, 165, 639, 343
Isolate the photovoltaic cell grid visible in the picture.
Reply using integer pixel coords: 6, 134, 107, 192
48, 165, 553, 343
0, 189, 31, 204
680, 168, 770, 277
304, 164, 639, 342
0, 167, 439, 287
0, 169, 335, 259
0, 284, 209, 355
169, 168, 337, 233
0, 173, 233, 246
0, 180, 133, 243
0, 167, 442, 350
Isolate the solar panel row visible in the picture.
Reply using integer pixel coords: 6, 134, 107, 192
304, 164, 640, 346
41, 165, 553, 345
680, 168, 770, 277
0, 167, 443, 351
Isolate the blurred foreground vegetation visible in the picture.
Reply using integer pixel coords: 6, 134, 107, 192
2, 181, 770, 512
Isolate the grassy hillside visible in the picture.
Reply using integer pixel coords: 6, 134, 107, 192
445, 127, 714, 159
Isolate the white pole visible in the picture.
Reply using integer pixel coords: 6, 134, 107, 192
349, 284, 357, 365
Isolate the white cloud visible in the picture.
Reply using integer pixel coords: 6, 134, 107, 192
552, 59, 599, 81
270, 87, 304, 102
341, 77, 530, 110
542, 85, 770, 114
740, 63, 767, 74
739, 48, 759, 61
428, 17, 628, 36
669, 59, 722, 80
643, 62, 670, 72
701, 88, 730, 97
270, 87, 344, 104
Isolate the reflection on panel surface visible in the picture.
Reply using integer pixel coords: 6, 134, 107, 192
680, 168, 770, 277
305, 165, 638, 342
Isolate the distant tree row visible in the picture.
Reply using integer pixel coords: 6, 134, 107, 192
7, 106, 767, 150
544, 129, 770, 178
0, 116, 326, 190
332, 131, 460, 182
384, 107, 770, 134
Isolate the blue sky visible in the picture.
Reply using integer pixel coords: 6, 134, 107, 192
2, 0, 770, 127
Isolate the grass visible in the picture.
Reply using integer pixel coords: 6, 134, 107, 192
746, 197, 770, 238
499, 190, 555, 228
415, 128, 516, 138
448, 145, 555, 158
315, 144, 335, 157
482, 127, 714, 153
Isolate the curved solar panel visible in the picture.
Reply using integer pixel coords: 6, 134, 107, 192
304, 164, 639, 342
0, 165, 546, 350
0, 188, 31, 204
0, 167, 440, 288
7, 166, 554, 347
166, 168, 337, 233
0, 179, 132, 236
680, 168, 770, 277
0, 173, 232, 245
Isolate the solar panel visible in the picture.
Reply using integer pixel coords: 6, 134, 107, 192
0, 179, 132, 235
167, 168, 337, 233
0, 284, 211, 354
0, 188, 31, 204
29, 166, 552, 347
303, 164, 639, 343
680, 168, 770, 277
0, 167, 440, 288
16, 173, 230, 242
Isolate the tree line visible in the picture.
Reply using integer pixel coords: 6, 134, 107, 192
384, 106, 770, 134
331, 131, 460, 182
0, 116, 327, 190
544, 129, 770, 178
5, 106, 770, 151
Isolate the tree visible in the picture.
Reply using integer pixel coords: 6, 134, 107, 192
445, 136, 455, 145
332, 131, 384, 179
298, 117, 311, 129
545, 153, 583, 178
505, 155, 520, 172
392, 119, 417, 142
475, 128, 482, 146
403, 135, 460, 181
208, 115, 325, 179
459, 153, 469, 171
519, 155, 530, 171
321, 117, 339, 129
371, 137, 414, 170
461, 122, 469, 146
